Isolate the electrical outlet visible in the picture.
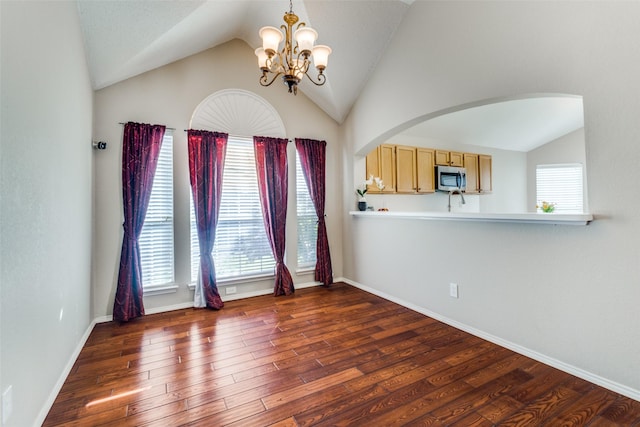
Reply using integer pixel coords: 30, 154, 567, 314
226, 286, 237, 295
449, 283, 459, 299
2, 385, 13, 424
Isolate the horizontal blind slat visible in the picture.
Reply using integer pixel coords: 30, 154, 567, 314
140, 133, 175, 288
296, 152, 317, 267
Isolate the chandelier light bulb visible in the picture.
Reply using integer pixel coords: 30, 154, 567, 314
294, 27, 318, 55
255, 47, 269, 69
312, 45, 332, 70
259, 26, 283, 56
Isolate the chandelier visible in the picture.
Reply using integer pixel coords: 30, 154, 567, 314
255, 1, 332, 95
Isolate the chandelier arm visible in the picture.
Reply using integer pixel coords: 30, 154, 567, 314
304, 71, 327, 86
259, 70, 283, 87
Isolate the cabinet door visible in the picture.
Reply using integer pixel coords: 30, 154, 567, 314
435, 150, 450, 166
396, 145, 417, 193
416, 148, 435, 193
479, 154, 492, 193
450, 151, 464, 167
378, 144, 396, 193
365, 148, 381, 193
463, 153, 479, 193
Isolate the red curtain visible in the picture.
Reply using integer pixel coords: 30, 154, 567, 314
113, 122, 166, 322
295, 138, 333, 285
254, 136, 294, 296
188, 130, 228, 309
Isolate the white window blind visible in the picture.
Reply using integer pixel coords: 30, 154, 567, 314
536, 163, 584, 213
140, 132, 174, 288
190, 137, 275, 282
296, 152, 317, 268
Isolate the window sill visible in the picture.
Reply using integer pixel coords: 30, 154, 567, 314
296, 266, 315, 275
143, 283, 180, 296
349, 210, 593, 226
187, 273, 275, 291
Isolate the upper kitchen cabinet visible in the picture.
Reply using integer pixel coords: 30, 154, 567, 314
366, 144, 396, 193
478, 154, 492, 193
463, 153, 479, 193
396, 145, 417, 193
416, 148, 435, 193
435, 150, 464, 167
463, 153, 492, 194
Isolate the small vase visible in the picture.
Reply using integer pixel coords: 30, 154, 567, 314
358, 201, 367, 211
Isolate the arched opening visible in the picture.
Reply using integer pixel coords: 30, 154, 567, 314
357, 94, 587, 214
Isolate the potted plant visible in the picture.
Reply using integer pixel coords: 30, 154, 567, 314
537, 201, 556, 213
356, 177, 371, 211
356, 175, 385, 211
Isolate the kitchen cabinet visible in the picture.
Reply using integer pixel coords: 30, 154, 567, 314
366, 144, 489, 196
365, 144, 396, 193
478, 154, 492, 193
396, 145, 417, 193
463, 153, 492, 194
463, 153, 479, 193
435, 150, 464, 167
416, 148, 435, 193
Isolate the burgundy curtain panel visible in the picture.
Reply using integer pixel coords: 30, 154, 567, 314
113, 122, 166, 322
295, 138, 333, 285
254, 136, 295, 296
188, 130, 228, 310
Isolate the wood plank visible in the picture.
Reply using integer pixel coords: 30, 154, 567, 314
262, 367, 363, 409
42, 283, 640, 426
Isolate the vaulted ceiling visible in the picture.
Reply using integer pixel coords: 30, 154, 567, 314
76, 0, 412, 124
76, 0, 584, 150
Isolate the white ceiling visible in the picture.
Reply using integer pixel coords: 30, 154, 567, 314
75, 0, 411, 124
400, 96, 585, 152
75, 1, 584, 150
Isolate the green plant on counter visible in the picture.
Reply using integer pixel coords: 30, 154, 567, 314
537, 201, 556, 213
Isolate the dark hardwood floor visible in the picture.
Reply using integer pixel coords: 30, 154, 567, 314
44, 282, 640, 426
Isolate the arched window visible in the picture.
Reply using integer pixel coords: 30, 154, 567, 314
188, 89, 287, 282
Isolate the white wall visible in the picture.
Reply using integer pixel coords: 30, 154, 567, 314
0, 2, 93, 426
92, 39, 342, 318
527, 128, 587, 212
342, 1, 640, 397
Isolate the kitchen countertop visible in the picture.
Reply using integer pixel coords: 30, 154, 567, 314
349, 210, 593, 225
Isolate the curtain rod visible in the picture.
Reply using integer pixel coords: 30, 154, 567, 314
118, 122, 176, 130
182, 130, 292, 142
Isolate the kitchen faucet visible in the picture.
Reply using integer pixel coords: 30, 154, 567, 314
448, 189, 466, 212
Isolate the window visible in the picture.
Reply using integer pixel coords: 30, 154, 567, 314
536, 163, 584, 213
296, 152, 317, 268
139, 132, 174, 288
190, 137, 275, 282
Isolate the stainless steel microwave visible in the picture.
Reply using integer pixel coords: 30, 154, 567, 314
435, 166, 467, 192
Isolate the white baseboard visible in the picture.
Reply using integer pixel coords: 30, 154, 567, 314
34, 317, 98, 427
341, 277, 640, 402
